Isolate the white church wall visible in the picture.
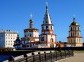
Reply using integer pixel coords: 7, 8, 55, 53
33, 32, 39, 37
24, 32, 33, 37
35, 38, 39, 41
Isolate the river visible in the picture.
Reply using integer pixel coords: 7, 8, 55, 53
0, 54, 17, 61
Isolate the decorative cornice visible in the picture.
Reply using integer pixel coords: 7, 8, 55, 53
41, 24, 54, 26
69, 30, 81, 32
67, 36, 83, 38
42, 29, 53, 32
40, 33, 56, 36
24, 28, 38, 32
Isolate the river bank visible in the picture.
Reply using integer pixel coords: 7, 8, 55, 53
0, 50, 33, 61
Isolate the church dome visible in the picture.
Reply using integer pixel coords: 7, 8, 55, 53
71, 21, 79, 25
29, 19, 33, 23
70, 17, 79, 26
15, 35, 21, 43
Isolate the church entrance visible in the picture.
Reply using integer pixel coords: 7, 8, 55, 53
50, 38, 54, 48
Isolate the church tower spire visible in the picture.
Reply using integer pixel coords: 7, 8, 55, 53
43, 2, 52, 24
46, 2, 48, 11
40, 2, 56, 48
29, 14, 33, 28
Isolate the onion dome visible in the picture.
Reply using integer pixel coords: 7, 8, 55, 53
29, 19, 33, 23
71, 17, 79, 26
15, 35, 21, 44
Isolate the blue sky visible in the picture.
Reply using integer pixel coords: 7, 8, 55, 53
0, 0, 84, 42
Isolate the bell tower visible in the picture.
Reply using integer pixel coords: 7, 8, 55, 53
39, 3, 56, 48
23, 15, 39, 43
67, 17, 83, 47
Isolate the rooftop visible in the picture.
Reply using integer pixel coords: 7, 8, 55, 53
0, 30, 18, 34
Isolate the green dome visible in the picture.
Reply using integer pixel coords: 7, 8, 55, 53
29, 19, 33, 23
70, 17, 79, 26
71, 21, 79, 25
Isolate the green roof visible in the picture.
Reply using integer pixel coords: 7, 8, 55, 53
71, 21, 79, 25
29, 19, 33, 23
71, 17, 79, 26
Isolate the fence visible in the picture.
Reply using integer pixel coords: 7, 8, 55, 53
4, 50, 74, 62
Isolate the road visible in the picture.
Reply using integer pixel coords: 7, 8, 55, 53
55, 51, 84, 62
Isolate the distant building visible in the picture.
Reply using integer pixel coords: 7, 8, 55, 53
14, 18, 40, 49
0, 30, 17, 48
23, 19, 39, 42
67, 18, 83, 47
21, 18, 39, 48
55, 41, 67, 47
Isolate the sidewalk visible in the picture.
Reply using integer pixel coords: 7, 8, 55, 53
55, 51, 84, 62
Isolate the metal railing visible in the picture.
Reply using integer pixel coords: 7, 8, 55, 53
4, 50, 74, 62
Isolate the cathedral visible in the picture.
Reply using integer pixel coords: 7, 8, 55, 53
14, 3, 56, 48
14, 3, 83, 49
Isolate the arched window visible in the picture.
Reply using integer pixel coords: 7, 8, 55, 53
75, 27, 76, 30
78, 27, 79, 30
43, 21, 44, 23
50, 38, 54, 48
71, 27, 72, 31
50, 38, 53, 42
25, 35, 26, 37
42, 26, 44, 30
46, 21, 48, 23
71, 32, 72, 36
46, 26, 48, 29
41, 37, 44, 41
30, 34, 31, 37
71, 39, 72, 43
51, 26, 52, 30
